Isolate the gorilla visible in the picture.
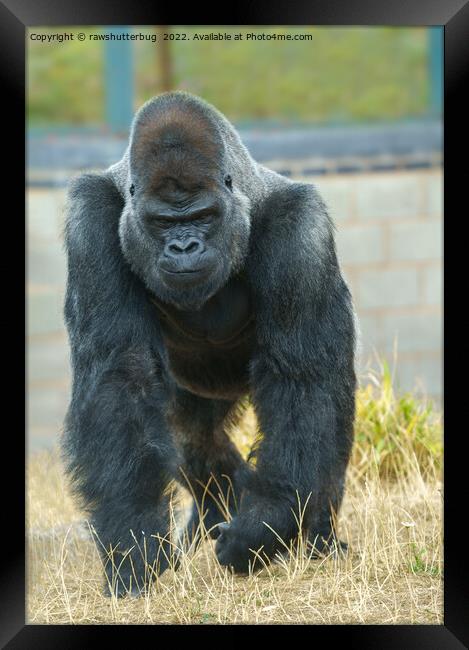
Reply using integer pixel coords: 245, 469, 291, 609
62, 91, 356, 597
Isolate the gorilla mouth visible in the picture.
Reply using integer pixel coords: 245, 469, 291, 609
160, 266, 212, 289
163, 268, 207, 275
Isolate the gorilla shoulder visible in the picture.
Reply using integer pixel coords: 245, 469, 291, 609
248, 179, 337, 292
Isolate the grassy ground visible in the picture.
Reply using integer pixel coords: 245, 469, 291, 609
27, 365, 442, 624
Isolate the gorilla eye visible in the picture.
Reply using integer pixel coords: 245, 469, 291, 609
224, 175, 233, 191
129, 184, 135, 196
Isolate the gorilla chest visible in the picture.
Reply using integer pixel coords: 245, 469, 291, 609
150, 276, 255, 399
152, 275, 254, 348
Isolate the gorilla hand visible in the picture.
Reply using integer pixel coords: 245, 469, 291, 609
215, 494, 299, 573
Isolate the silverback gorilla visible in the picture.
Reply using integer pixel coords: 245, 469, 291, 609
62, 92, 357, 597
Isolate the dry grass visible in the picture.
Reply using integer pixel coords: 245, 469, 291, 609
27, 367, 443, 625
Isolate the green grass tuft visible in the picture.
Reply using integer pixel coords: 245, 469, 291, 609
352, 361, 442, 481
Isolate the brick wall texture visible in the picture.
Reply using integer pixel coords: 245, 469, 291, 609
313, 169, 443, 403
27, 168, 443, 451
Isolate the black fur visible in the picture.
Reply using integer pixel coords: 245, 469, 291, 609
62, 92, 356, 596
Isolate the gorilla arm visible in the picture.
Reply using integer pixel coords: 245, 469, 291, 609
63, 172, 179, 596
215, 182, 357, 572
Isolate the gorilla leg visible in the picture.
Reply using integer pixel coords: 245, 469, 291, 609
168, 390, 249, 544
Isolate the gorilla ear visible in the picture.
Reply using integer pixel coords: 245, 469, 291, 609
129, 184, 135, 196
224, 174, 233, 192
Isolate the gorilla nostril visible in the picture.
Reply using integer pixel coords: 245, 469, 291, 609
167, 238, 203, 256
168, 242, 184, 254
185, 240, 201, 254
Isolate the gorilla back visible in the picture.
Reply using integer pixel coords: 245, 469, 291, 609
63, 91, 357, 597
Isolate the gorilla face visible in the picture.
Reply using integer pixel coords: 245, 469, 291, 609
119, 102, 251, 311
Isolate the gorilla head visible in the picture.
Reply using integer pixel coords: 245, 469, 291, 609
119, 94, 251, 311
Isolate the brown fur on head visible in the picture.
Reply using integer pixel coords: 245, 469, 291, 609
130, 99, 225, 196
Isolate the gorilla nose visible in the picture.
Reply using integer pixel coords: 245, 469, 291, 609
165, 237, 204, 258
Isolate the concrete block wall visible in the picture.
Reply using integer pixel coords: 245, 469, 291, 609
26, 168, 443, 451
27, 189, 70, 452
310, 169, 443, 402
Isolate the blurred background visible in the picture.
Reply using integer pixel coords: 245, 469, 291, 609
27, 26, 443, 453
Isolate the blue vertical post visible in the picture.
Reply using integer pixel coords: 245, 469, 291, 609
428, 27, 443, 117
104, 26, 134, 134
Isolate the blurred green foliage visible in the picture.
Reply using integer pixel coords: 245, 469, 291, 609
28, 26, 429, 126
28, 28, 104, 125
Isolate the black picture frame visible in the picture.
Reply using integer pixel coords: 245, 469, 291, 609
5, 0, 467, 646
